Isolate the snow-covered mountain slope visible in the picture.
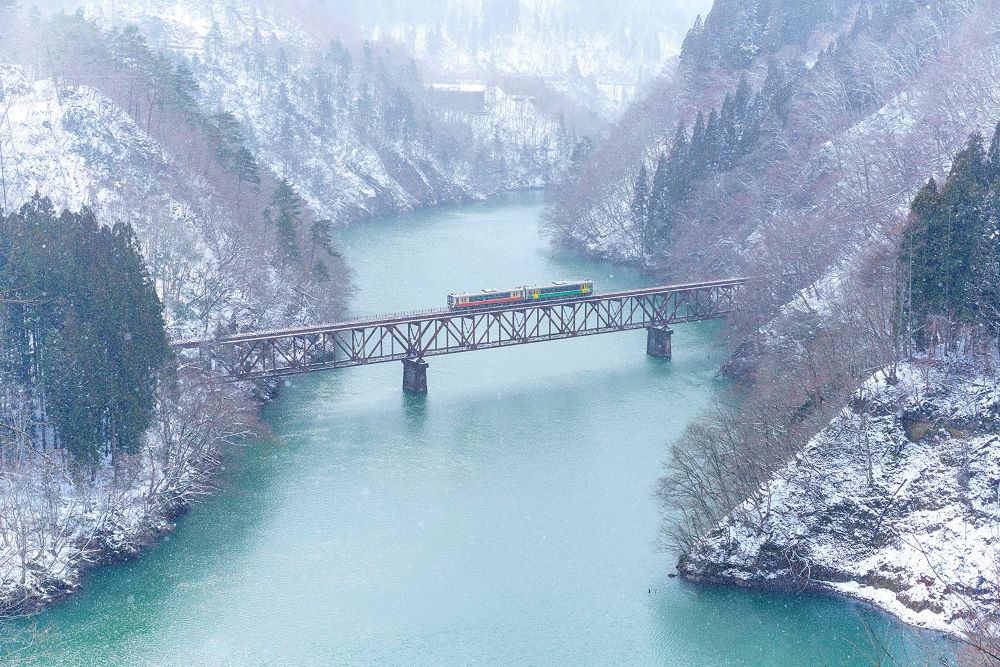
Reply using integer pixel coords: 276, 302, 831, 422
1, 64, 205, 333
680, 359, 1000, 635
356, 0, 711, 116
55, 0, 576, 224
547, 0, 999, 283
0, 60, 343, 339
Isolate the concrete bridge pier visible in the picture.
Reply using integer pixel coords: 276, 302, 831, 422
646, 326, 673, 360
402, 358, 429, 394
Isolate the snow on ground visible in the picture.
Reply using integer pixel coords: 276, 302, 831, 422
681, 357, 1000, 635
0, 376, 243, 615
61, 0, 573, 225
0, 63, 222, 340
0, 63, 247, 613
0, 65, 93, 212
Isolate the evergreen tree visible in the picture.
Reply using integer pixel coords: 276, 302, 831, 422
666, 126, 690, 201
936, 135, 988, 321
210, 113, 260, 186
231, 146, 261, 187
897, 133, 998, 349
42, 308, 107, 461
648, 153, 673, 257
269, 179, 303, 259
170, 61, 200, 116
104, 221, 171, 454
688, 112, 708, 177
0, 199, 170, 461
630, 165, 650, 259
898, 177, 939, 343
986, 121, 1000, 185
308, 218, 335, 279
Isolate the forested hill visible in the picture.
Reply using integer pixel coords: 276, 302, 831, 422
665, 127, 1000, 636
1, 24, 348, 341
53, 0, 580, 221
545, 0, 998, 296
2, 1, 583, 338
677, 0, 859, 72
0, 0, 584, 614
607, 0, 1000, 641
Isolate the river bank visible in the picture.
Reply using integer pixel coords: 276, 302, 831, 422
0, 370, 255, 621
679, 357, 998, 642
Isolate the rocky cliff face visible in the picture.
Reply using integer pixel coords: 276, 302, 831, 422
680, 358, 1000, 634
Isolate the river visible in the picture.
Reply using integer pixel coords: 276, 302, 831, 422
5, 192, 949, 665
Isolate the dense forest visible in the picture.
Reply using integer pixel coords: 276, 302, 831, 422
898, 130, 1000, 351
0, 198, 170, 462
546, 0, 990, 284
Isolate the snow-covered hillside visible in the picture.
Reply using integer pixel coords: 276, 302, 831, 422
0, 0, 580, 617
548, 0, 1000, 282
55, 0, 577, 224
0, 59, 343, 340
680, 358, 999, 635
357, 0, 711, 116
1, 64, 208, 336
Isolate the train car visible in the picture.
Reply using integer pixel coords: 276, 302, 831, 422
447, 280, 594, 310
525, 280, 594, 301
447, 287, 527, 309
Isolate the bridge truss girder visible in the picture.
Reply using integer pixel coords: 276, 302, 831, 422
188, 280, 743, 381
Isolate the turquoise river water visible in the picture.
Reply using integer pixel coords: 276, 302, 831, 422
3, 192, 950, 665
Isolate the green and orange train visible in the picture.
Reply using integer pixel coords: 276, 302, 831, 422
447, 280, 594, 310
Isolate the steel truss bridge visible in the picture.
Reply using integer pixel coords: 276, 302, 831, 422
173, 277, 746, 392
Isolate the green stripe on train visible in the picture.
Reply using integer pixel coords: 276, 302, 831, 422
536, 290, 585, 299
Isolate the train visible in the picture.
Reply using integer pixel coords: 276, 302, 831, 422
447, 280, 594, 310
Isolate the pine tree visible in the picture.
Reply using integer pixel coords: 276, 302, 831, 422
898, 177, 939, 345
679, 15, 705, 70
986, 121, 1000, 186
170, 61, 200, 116
270, 179, 302, 259
704, 109, 722, 172
231, 147, 261, 188
42, 308, 106, 461
630, 165, 650, 260
897, 133, 999, 349
0, 200, 169, 461
308, 218, 335, 278
648, 153, 672, 257
104, 221, 171, 454
937, 135, 988, 321
689, 112, 708, 177
666, 126, 690, 201
973, 182, 1000, 335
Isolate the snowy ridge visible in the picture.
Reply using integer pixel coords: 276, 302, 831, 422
64, 0, 575, 222
681, 358, 1000, 635
0, 65, 95, 212
551, 0, 999, 283
0, 63, 234, 340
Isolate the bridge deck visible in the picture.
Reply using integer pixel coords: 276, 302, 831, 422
174, 277, 745, 381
